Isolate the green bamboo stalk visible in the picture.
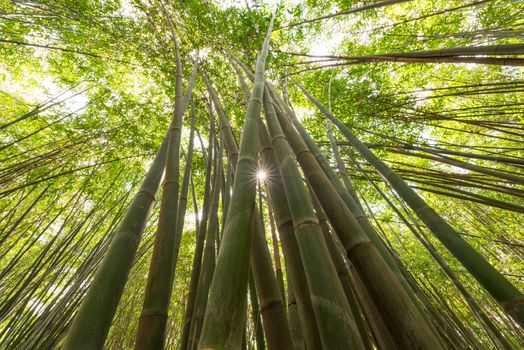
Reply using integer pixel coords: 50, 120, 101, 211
255, 66, 439, 339
235, 60, 421, 305
61, 136, 168, 350
286, 280, 305, 350
250, 211, 294, 350
207, 55, 294, 350
293, 78, 524, 327
271, 82, 404, 273
349, 264, 398, 350
353, 178, 482, 348
262, 90, 365, 349
180, 117, 215, 350
218, 159, 228, 252
174, 99, 197, 273
372, 180, 514, 349
197, 13, 275, 349
325, 120, 361, 209
241, 330, 247, 350
257, 115, 322, 350
234, 62, 322, 350
267, 91, 444, 348
276, 44, 524, 66
308, 189, 374, 350
134, 60, 198, 350
248, 273, 266, 350
206, 57, 294, 350
320, 100, 444, 337
265, 194, 286, 304
202, 75, 239, 168
190, 175, 200, 235
187, 137, 223, 350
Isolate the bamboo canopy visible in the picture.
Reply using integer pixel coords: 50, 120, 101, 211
0, 0, 523, 349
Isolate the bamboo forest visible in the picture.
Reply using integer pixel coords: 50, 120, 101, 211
1, 0, 524, 349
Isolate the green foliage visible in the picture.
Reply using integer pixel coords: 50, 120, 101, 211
1, 0, 523, 348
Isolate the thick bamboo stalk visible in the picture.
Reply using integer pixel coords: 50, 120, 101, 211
61, 136, 168, 350
235, 59, 423, 309
294, 78, 524, 327
250, 212, 294, 350
350, 265, 398, 350
207, 54, 293, 350
135, 60, 198, 350
309, 190, 374, 350
258, 128, 322, 350
286, 280, 305, 350
267, 91, 444, 349
275, 44, 524, 66
238, 65, 440, 341
235, 64, 323, 349
197, 14, 275, 349
262, 90, 365, 349
209, 53, 294, 350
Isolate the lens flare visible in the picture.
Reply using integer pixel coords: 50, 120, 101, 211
256, 170, 267, 181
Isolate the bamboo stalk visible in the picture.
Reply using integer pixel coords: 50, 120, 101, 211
135, 60, 198, 350
262, 90, 365, 349
267, 91, 444, 348
61, 136, 168, 350
248, 273, 266, 350
293, 78, 524, 327
197, 13, 275, 349
179, 118, 215, 350
187, 136, 223, 350
257, 117, 323, 350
